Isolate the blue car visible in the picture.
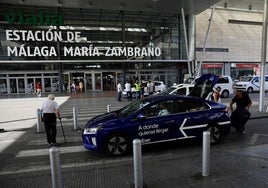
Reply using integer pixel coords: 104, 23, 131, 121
82, 74, 231, 156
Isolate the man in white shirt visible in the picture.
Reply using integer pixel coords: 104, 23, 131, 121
147, 81, 154, 95
41, 94, 61, 146
117, 81, 123, 101
125, 81, 131, 101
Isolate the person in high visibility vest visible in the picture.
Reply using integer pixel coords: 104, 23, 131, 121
134, 80, 141, 100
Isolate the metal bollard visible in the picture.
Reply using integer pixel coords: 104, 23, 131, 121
49, 147, 63, 188
73, 107, 78, 130
107, 105, 111, 112
133, 139, 143, 188
36, 108, 42, 133
202, 131, 210, 177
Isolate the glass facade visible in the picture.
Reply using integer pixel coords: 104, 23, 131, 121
0, 5, 190, 94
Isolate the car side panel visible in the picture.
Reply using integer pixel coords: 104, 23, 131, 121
132, 115, 185, 144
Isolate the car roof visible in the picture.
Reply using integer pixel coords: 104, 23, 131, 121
144, 93, 203, 102
142, 94, 223, 110
173, 83, 194, 87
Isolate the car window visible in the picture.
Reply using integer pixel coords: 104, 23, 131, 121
173, 99, 209, 113
240, 76, 253, 82
119, 98, 151, 117
189, 87, 194, 92
217, 77, 229, 83
253, 77, 259, 82
142, 104, 158, 117
176, 88, 186, 95
158, 101, 173, 116
143, 100, 173, 117
172, 100, 188, 113
162, 86, 176, 94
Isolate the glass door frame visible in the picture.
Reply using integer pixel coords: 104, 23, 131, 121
7, 77, 26, 94
94, 72, 102, 91
84, 71, 103, 91
8, 78, 18, 94
84, 72, 93, 91
62, 73, 70, 92
0, 78, 8, 94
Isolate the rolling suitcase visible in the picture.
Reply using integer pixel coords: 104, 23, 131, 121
231, 107, 251, 131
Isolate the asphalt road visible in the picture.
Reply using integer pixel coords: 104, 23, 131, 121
0, 92, 268, 187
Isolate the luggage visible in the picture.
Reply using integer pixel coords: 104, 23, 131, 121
230, 107, 251, 131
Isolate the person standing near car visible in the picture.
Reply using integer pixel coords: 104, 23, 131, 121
41, 94, 61, 146
117, 81, 123, 101
125, 81, 131, 101
147, 80, 154, 95
140, 82, 145, 99
212, 87, 221, 103
229, 90, 252, 134
134, 80, 141, 100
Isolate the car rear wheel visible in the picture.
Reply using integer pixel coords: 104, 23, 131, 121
206, 125, 221, 144
104, 133, 130, 156
221, 90, 229, 98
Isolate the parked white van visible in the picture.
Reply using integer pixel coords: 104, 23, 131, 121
214, 75, 234, 98
183, 75, 233, 98
233, 75, 268, 93
161, 84, 194, 95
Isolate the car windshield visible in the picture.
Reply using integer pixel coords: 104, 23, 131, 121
118, 98, 152, 117
240, 76, 253, 82
162, 86, 177, 94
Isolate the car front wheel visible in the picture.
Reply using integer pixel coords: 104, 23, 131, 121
206, 125, 221, 144
104, 133, 130, 156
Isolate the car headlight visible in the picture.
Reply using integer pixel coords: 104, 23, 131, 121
84, 126, 101, 134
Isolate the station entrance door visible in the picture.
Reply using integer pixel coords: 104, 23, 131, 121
84, 72, 102, 91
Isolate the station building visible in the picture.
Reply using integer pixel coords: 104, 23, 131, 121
0, 0, 266, 94
196, 5, 267, 78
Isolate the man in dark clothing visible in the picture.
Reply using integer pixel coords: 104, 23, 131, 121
229, 90, 252, 134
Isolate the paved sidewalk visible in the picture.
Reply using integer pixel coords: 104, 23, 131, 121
0, 95, 69, 154
1, 92, 268, 188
